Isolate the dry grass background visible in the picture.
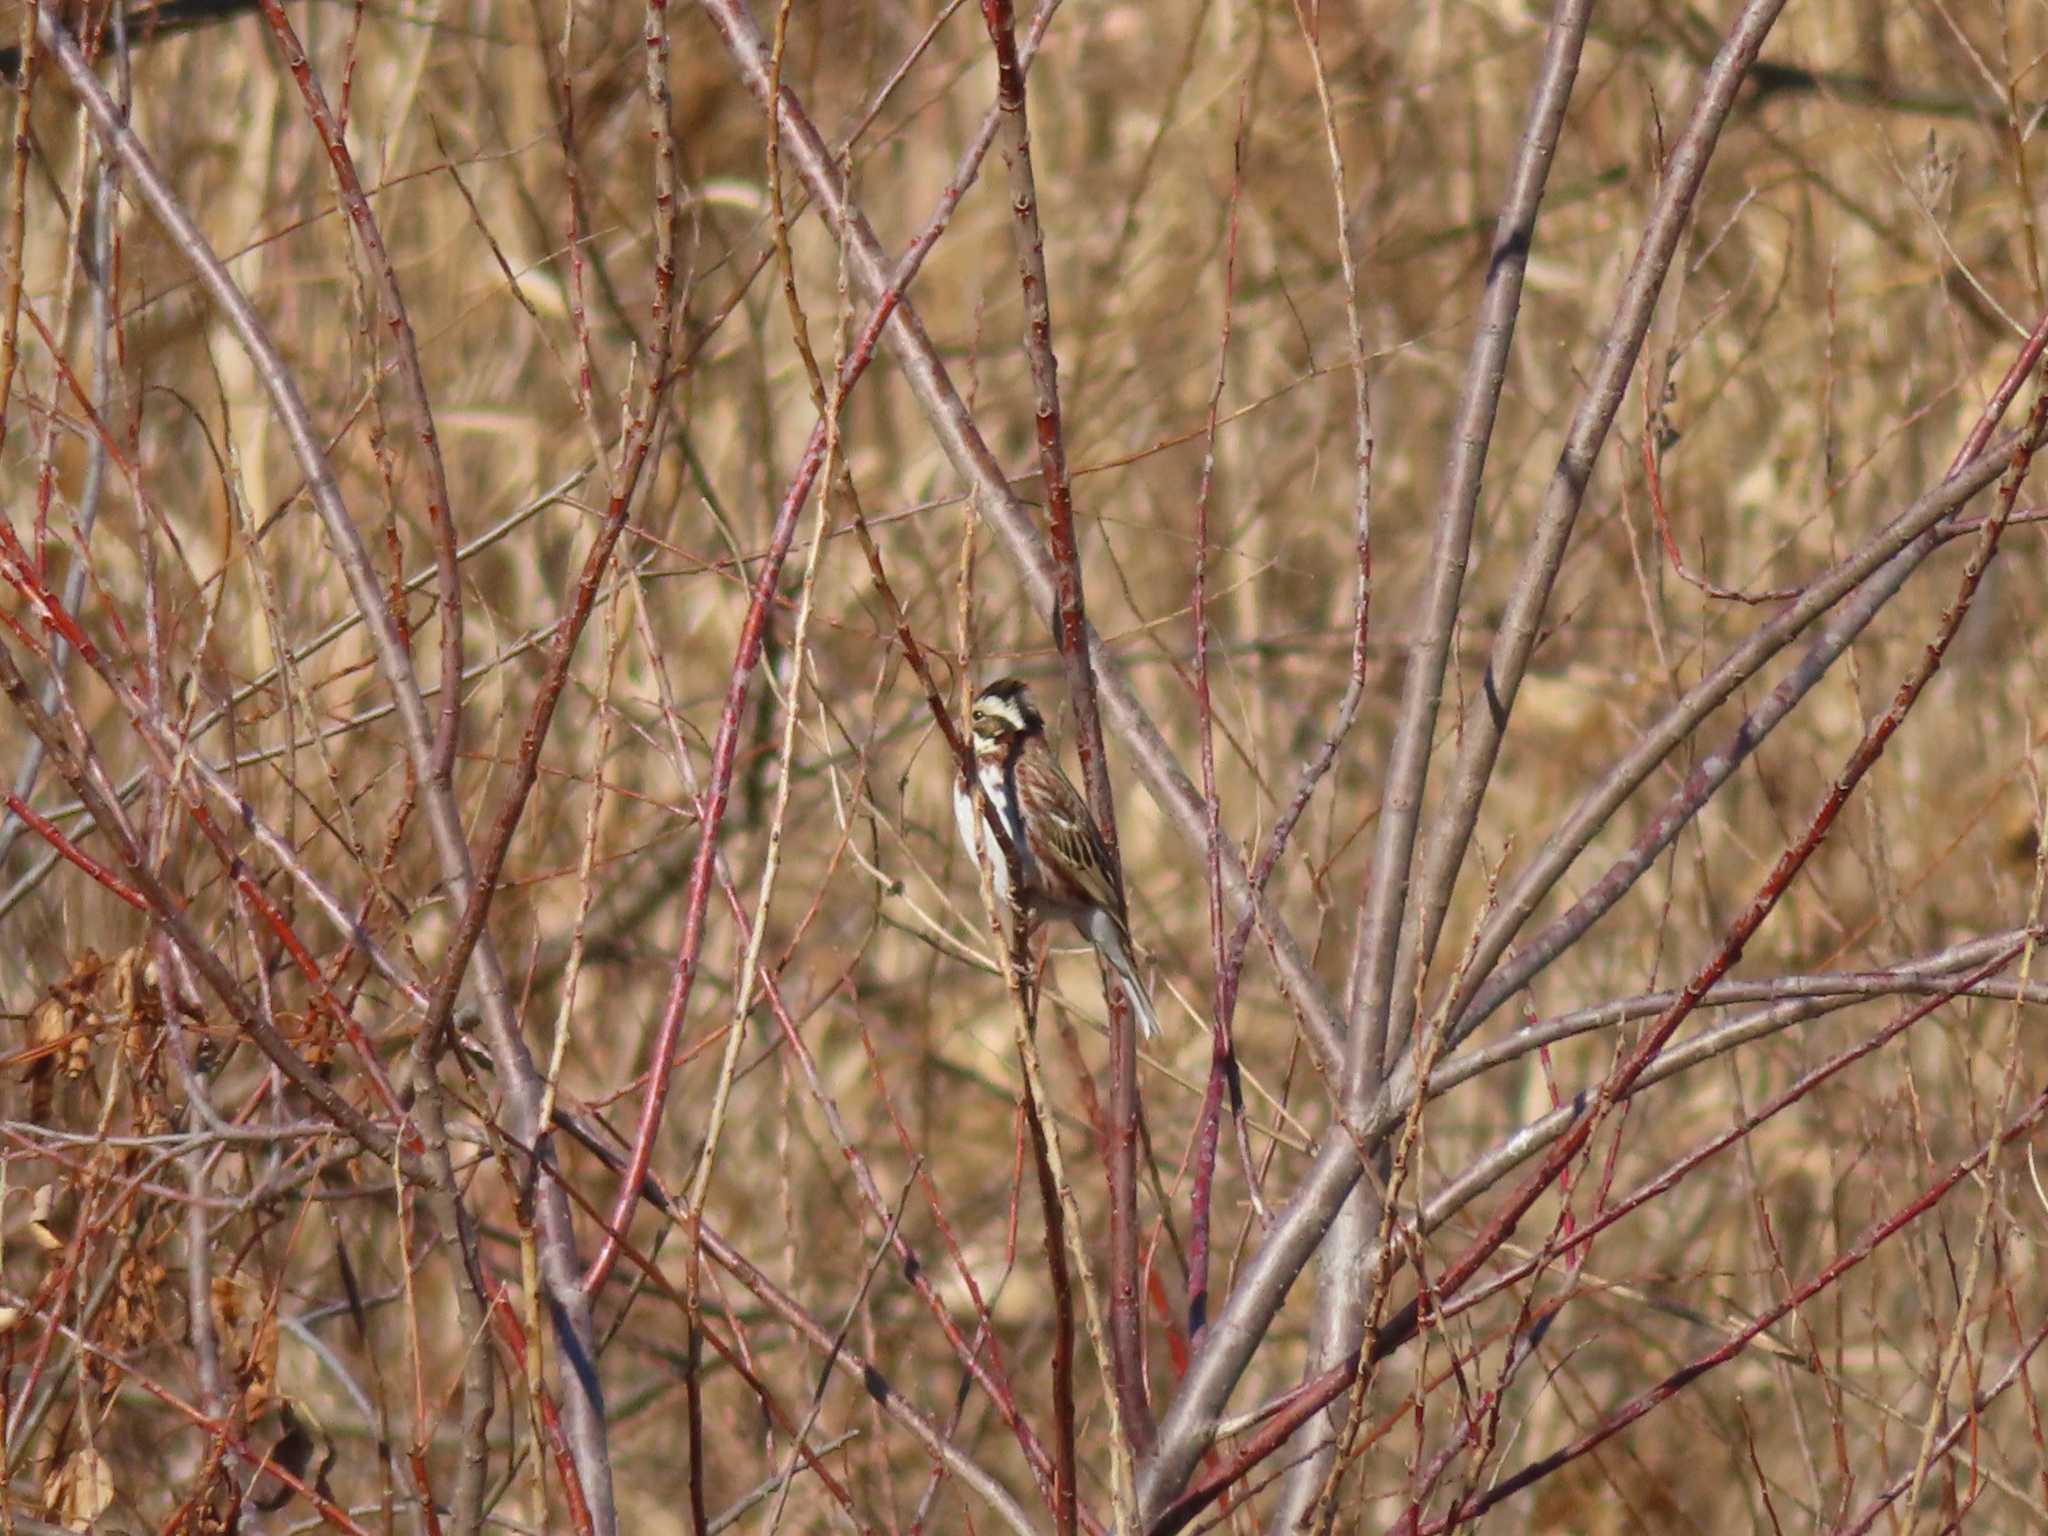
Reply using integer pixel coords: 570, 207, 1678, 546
5, 0, 2048, 1531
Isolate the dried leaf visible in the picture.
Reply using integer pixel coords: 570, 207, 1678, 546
49, 1446, 115, 1528
250, 1402, 328, 1511
29, 1183, 65, 1252
210, 1273, 246, 1333
23, 997, 62, 1120
25, 996, 68, 1060
109, 946, 165, 1059
241, 1306, 280, 1421
108, 1247, 168, 1354
54, 948, 105, 1000
22, 950, 113, 1121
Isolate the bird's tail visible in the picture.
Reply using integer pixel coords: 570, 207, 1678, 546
1118, 963, 1161, 1040
1088, 911, 1161, 1039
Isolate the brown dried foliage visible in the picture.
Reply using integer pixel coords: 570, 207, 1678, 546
3, 1, 2048, 1533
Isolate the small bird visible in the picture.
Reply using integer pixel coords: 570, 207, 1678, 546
953, 676, 1160, 1039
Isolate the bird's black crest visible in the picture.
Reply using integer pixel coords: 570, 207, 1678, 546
974, 677, 1044, 734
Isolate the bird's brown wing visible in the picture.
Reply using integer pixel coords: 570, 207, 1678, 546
1021, 747, 1131, 927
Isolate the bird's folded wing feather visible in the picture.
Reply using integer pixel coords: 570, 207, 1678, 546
1035, 772, 1130, 926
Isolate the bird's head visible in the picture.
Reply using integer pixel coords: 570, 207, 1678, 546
968, 677, 1043, 750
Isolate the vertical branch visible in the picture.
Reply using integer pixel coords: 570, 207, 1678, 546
979, 0, 1100, 795
1123, 400, 2030, 1518
980, 0, 1152, 1461
1021, 987, 1081, 1536
0, 0, 33, 451
1187, 93, 1248, 1356
159, 947, 227, 1420
1336, 0, 1592, 1097
403, 1031, 496, 1536
1265, 4, 1387, 1522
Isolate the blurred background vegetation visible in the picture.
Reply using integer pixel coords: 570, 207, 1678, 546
5, 0, 2048, 1530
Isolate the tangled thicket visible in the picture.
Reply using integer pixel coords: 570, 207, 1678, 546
5, 0, 2048, 1532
